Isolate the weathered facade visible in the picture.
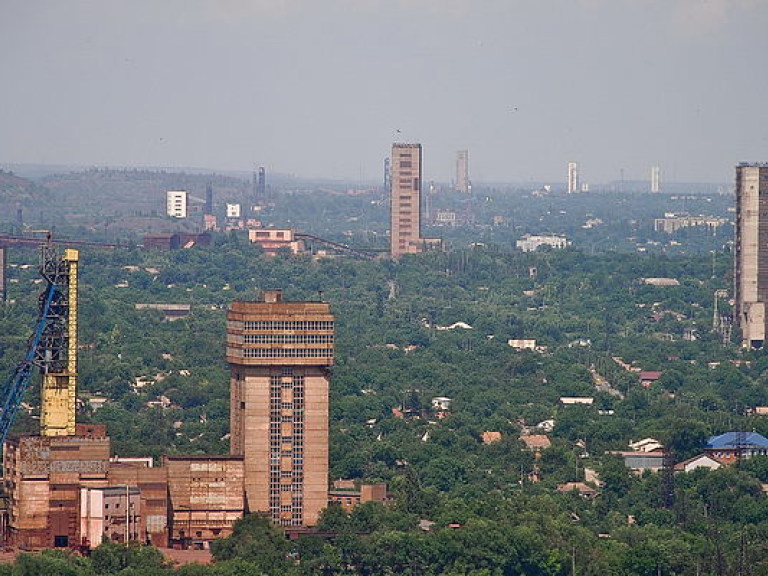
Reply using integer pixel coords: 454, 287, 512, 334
4, 428, 110, 549
390, 143, 424, 258
227, 290, 332, 527
164, 455, 244, 549
735, 163, 768, 348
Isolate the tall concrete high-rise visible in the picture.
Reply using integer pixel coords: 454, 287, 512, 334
257, 167, 266, 198
567, 162, 579, 194
226, 290, 333, 527
390, 143, 423, 257
735, 163, 768, 348
456, 150, 469, 193
0, 247, 5, 302
650, 166, 661, 193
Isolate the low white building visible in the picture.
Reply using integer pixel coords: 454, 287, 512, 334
516, 234, 569, 252
673, 454, 721, 473
226, 203, 242, 218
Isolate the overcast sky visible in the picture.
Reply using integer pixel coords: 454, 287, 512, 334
2, 0, 767, 184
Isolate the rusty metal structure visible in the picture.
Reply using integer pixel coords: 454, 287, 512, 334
0, 244, 79, 445
39, 245, 79, 436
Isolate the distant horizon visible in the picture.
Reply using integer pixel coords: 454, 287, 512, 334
1, 161, 732, 191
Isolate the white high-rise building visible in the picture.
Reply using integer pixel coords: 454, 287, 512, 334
567, 162, 579, 194
651, 166, 661, 193
456, 150, 469, 193
166, 191, 188, 218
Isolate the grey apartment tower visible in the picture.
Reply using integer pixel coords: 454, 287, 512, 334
735, 163, 768, 348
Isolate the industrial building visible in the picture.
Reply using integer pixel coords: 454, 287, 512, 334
142, 233, 211, 250
164, 455, 245, 548
735, 163, 768, 348
248, 229, 304, 255
2, 246, 333, 550
389, 143, 441, 258
227, 290, 333, 527
390, 143, 424, 258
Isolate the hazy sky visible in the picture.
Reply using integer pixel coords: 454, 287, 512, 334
2, 0, 767, 184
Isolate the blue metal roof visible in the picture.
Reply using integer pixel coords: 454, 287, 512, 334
706, 432, 768, 449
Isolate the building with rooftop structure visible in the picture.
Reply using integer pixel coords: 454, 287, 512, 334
226, 290, 333, 527
389, 143, 441, 258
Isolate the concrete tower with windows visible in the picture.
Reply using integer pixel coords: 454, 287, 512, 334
735, 163, 768, 348
226, 290, 333, 526
567, 162, 579, 194
456, 150, 469, 193
390, 143, 423, 257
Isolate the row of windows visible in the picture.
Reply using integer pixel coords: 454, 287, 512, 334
243, 348, 333, 358
270, 375, 305, 390
242, 320, 333, 331
269, 412, 304, 421
244, 334, 334, 344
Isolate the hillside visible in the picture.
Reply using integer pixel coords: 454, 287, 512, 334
0, 170, 51, 222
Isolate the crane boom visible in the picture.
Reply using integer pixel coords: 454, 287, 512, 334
0, 282, 57, 445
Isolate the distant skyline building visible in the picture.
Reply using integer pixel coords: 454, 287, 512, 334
735, 163, 768, 349
383, 157, 391, 194
226, 290, 333, 527
390, 143, 423, 258
0, 247, 5, 302
257, 167, 266, 198
166, 190, 188, 218
226, 203, 241, 219
205, 182, 213, 215
567, 162, 579, 194
651, 166, 661, 193
456, 150, 469, 193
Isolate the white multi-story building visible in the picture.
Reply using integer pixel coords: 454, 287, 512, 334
516, 234, 570, 252
456, 150, 469, 193
567, 162, 579, 194
166, 190, 188, 218
651, 166, 661, 193
226, 203, 242, 218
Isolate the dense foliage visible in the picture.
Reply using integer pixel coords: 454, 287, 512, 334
1, 171, 761, 574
